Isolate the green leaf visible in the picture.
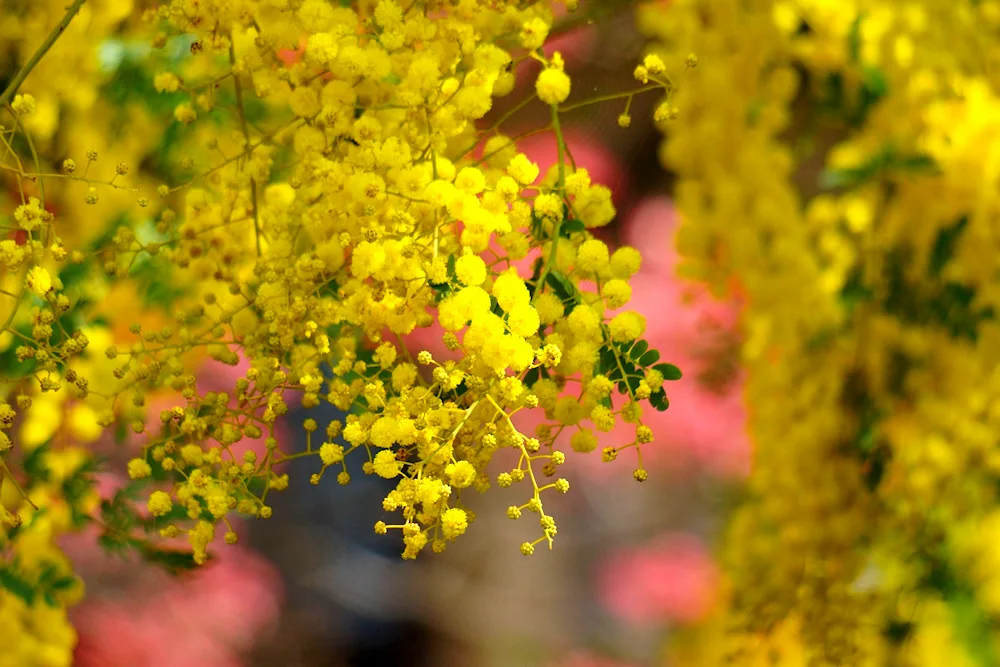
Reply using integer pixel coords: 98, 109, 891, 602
429, 280, 452, 302
653, 363, 683, 381
819, 146, 937, 191
862, 446, 890, 491
22, 444, 51, 482
893, 152, 936, 173
0, 567, 35, 605
559, 219, 585, 237
490, 294, 504, 317
883, 620, 914, 646
948, 587, 999, 666
817, 65, 888, 129
140, 545, 202, 575
638, 349, 661, 366
861, 65, 888, 99
129, 255, 188, 308
629, 340, 649, 361
598, 345, 616, 376
847, 12, 865, 64
545, 270, 580, 315
523, 367, 540, 387
839, 266, 875, 313
649, 388, 670, 412
50, 575, 79, 592
0, 325, 37, 380
928, 216, 968, 277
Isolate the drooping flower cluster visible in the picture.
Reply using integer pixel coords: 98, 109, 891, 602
641, 0, 1000, 663
1, 1, 684, 663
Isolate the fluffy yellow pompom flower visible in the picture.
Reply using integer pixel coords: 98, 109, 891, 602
306, 32, 339, 66
14, 197, 44, 231
576, 239, 610, 274
535, 292, 565, 324
534, 193, 564, 221
565, 169, 592, 196
373, 450, 404, 479
455, 167, 486, 195
610, 246, 642, 278
536, 66, 572, 105
492, 272, 530, 312
25, 266, 52, 297
507, 303, 541, 337
455, 254, 487, 286
521, 18, 550, 50
608, 312, 646, 342
154, 73, 180, 92
173, 103, 197, 124
603, 279, 632, 308
441, 507, 469, 539
507, 154, 540, 185
319, 442, 345, 465
189, 521, 215, 565
127, 458, 152, 480
446, 460, 477, 488
571, 428, 598, 453
148, 491, 173, 517
11, 93, 36, 116
374, 0, 403, 26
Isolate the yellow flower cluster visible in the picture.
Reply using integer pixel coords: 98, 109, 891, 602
642, 0, 1000, 663
0, 447, 90, 667
110, 0, 679, 561
1, 1, 683, 661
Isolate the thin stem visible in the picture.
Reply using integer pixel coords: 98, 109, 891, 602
6, 115, 45, 207
532, 104, 566, 305
472, 125, 551, 168
0, 457, 39, 510
0, 278, 27, 335
558, 85, 660, 113
454, 93, 539, 161
0, 0, 88, 107
229, 42, 262, 256
169, 116, 302, 194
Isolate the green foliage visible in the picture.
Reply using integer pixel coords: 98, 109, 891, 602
816, 11, 891, 130
0, 561, 79, 608
559, 219, 586, 237
928, 216, 969, 278
596, 340, 679, 412
919, 558, 999, 666
819, 145, 937, 191
129, 254, 188, 308
138, 545, 202, 575
884, 246, 994, 342
837, 215, 992, 343
97, 489, 202, 573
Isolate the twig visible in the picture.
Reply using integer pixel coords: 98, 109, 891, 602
0, 0, 88, 107
229, 42, 262, 256
0, 457, 39, 510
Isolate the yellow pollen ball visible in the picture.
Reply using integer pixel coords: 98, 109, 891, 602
536, 67, 572, 105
